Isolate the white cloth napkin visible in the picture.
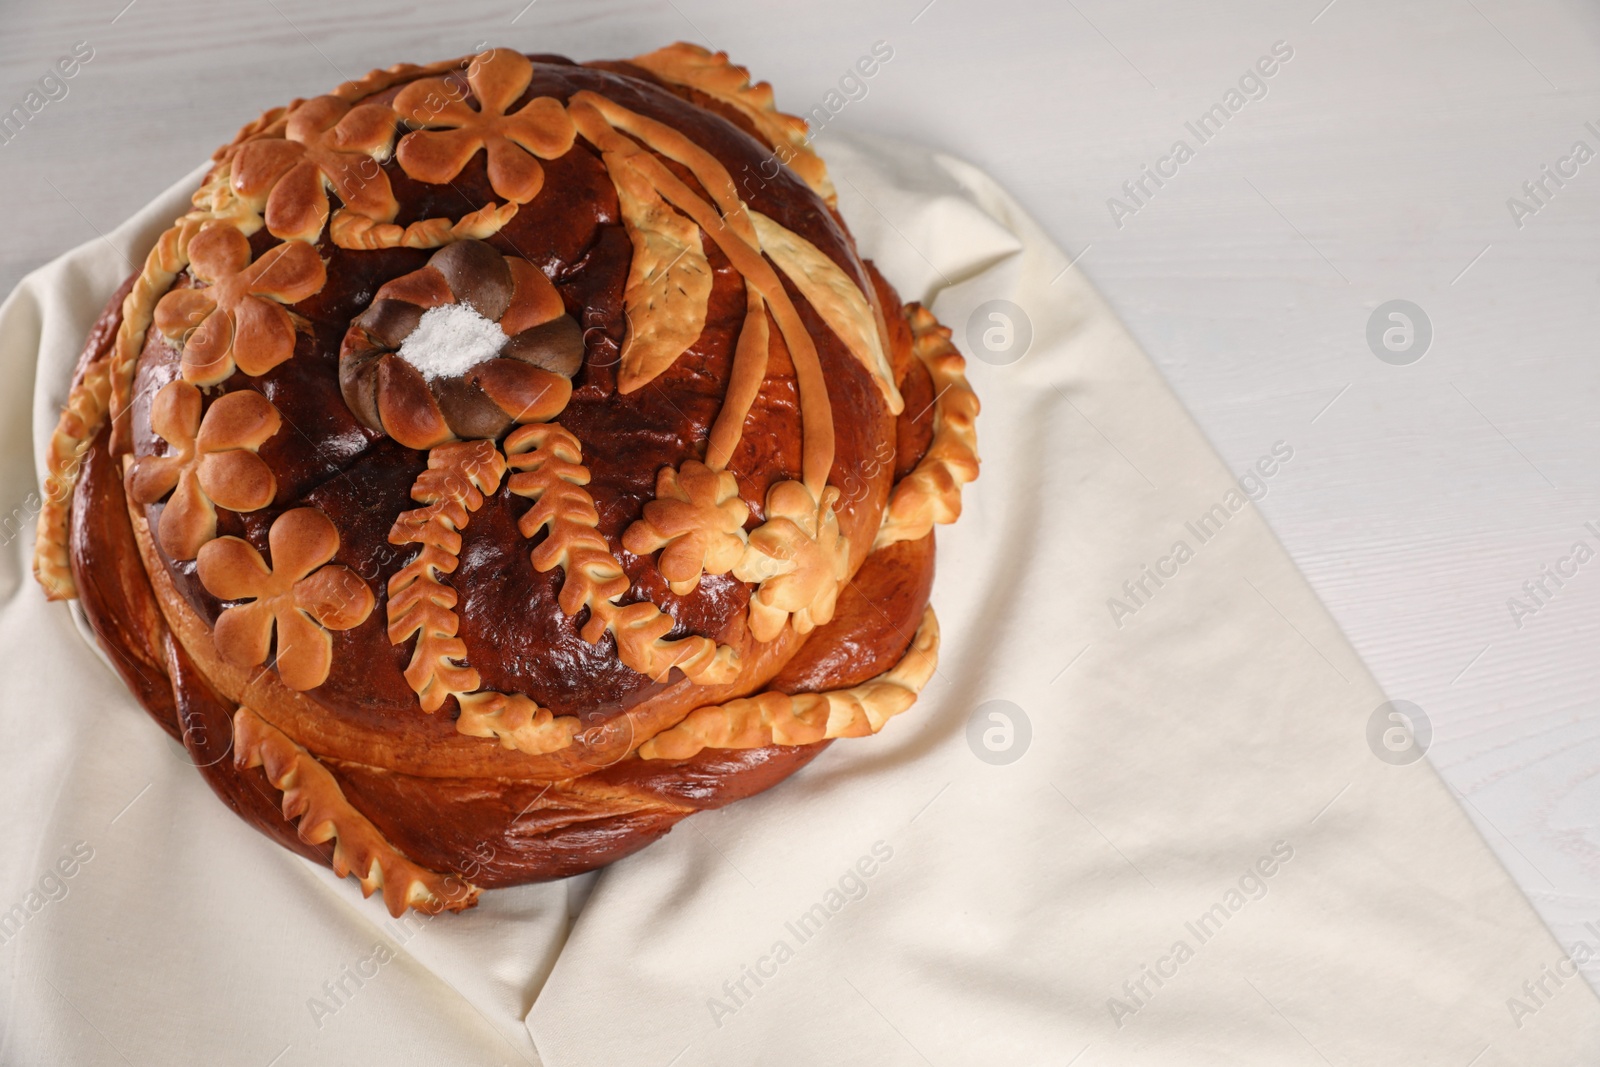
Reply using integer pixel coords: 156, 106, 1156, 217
3, 139, 1595, 1066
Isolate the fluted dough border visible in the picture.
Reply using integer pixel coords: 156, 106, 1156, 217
874, 304, 981, 549
629, 42, 838, 208
233, 706, 479, 916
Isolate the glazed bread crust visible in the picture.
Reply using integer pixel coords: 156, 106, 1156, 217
47, 45, 978, 913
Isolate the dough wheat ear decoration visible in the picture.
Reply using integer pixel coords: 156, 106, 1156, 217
382, 439, 587, 754
387, 440, 508, 711
39, 45, 979, 913
506, 422, 740, 684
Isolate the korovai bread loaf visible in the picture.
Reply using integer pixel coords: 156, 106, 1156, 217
35, 43, 979, 915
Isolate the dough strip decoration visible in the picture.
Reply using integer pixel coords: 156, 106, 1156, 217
641, 607, 939, 758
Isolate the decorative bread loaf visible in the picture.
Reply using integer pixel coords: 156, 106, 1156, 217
36, 44, 979, 915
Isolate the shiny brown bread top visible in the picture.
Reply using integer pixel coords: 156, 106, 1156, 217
120, 52, 914, 760
47, 44, 981, 909
67, 273, 941, 891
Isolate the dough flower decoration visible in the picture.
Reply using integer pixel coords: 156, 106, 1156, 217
732, 480, 850, 643
394, 48, 576, 205
196, 508, 375, 691
126, 381, 281, 561
231, 94, 400, 243
153, 224, 327, 386
621, 461, 749, 595
339, 239, 582, 449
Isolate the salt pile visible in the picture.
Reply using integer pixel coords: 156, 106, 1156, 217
397, 303, 506, 380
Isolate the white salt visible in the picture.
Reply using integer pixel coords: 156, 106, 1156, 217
397, 303, 505, 380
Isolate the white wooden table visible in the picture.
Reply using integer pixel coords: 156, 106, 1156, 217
5, 0, 1599, 991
